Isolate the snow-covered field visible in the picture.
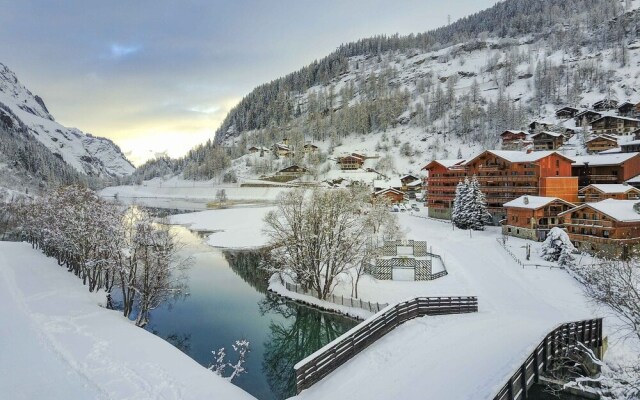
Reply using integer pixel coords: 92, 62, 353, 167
0, 241, 255, 400
166, 206, 638, 399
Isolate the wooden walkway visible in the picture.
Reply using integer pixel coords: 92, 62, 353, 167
294, 296, 479, 393
493, 318, 603, 400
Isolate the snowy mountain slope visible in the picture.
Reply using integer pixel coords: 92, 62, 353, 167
0, 63, 134, 178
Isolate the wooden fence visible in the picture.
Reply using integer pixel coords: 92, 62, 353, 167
295, 296, 479, 393
284, 282, 388, 314
493, 318, 603, 400
495, 238, 564, 270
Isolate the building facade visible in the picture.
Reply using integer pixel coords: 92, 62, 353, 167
502, 196, 575, 241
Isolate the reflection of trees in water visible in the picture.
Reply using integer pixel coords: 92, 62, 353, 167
224, 250, 270, 293
260, 295, 357, 399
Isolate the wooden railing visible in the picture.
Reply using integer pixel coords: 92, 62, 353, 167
493, 318, 603, 400
282, 281, 389, 315
294, 296, 479, 393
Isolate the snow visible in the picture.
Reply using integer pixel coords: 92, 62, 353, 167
0, 241, 255, 400
581, 184, 638, 194
570, 152, 640, 166
0, 63, 134, 178
468, 150, 560, 164
566, 198, 640, 222
169, 206, 275, 248
503, 195, 570, 210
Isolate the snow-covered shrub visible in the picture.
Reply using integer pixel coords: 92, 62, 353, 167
540, 227, 577, 266
223, 170, 237, 183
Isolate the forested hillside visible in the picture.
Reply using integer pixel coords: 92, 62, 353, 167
137, 0, 638, 181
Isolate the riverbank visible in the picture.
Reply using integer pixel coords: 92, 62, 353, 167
0, 241, 256, 400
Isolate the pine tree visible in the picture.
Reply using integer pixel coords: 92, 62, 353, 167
452, 177, 471, 229
468, 175, 491, 230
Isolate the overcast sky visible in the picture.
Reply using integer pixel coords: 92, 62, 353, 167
0, 1, 497, 165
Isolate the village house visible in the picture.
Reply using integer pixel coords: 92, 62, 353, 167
337, 154, 365, 170
424, 150, 578, 222
372, 187, 405, 204
303, 143, 319, 153
585, 135, 618, 154
421, 159, 466, 219
617, 101, 639, 117
570, 153, 640, 187
592, 98, 619, 111
275, 165, 307, 177
578, 184, 640, 203
248, 146, 270, 155
500, 130, 529, 150
531, 131, 564, 150
528, 121, 553, 133
574, 110, 602, 127
590, 115, 640, 135
620, 140, 640, 153
555, 106, 580, 118
559, 199, 640, 258
273, 138, 293, 158
502, 195, 575, 241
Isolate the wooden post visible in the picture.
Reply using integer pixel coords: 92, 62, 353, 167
521, 364, 528, 398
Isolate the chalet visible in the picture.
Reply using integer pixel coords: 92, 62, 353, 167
400, 174, 420, 186
617, 101, 638, 117
374, 178, 403, 192
579, 184, 640, 203
338, 154, 364, 170
555, 106, 580, 118
570, 153, 640, 187
531, 131, 564, 150
421, 159, 466, 219
585, 135, 617, 154
500, 130, 528, 150
559, 199, 640, 258
372, 188, 405, 204
273, 140, 293, 158
303, 143, 319, 153
592, 99, 618, 111
276, 165, 307, 177
502, 195, 575, 241
425, 151, 578, 222
620, 140, 640, 153
633, 128, 640, 140
248, 146, 270, 154
528, 121, 553, 133
590, 115, 640, 135
351, 152, 367, 160
574, 110, 602, 127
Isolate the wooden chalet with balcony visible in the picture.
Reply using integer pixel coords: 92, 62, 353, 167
585, 135, 618, 154
528, 121, 553, 133
592, 99, 618, 111
578, 184, 640, 203
373, 187, 405, 203
303, 143, 319, 153
502, 195, 575, 241
531, 131, 564, 150
559, 199, 640, 258
590, 115, 640, 135
555, 106, 580, 118
574, 110, 602, 127
570, 153, 640, 187
500, 130, 529, 150
338, 154, 365, 170
617, 101, 640, 117
424, 151, 578, 222
620, 140, 640, 153
276, 165, 307, 177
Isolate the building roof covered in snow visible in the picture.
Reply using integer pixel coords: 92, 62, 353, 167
466, 150, 572, 165
374, 178, 403, 190
531, 131, 563, 138
579, 184, 638, 194
569, 152, 640, 166
421, 158, 466, 170
503, 195, 574, 210
559, 198, 640, 222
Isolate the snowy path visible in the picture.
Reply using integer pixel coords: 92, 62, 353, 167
0, 242, 256, 400
292, 214, 598, 400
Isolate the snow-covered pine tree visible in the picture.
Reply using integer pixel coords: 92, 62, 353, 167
468, 175, 491, 230
540, 227, 577, 266
452, 177, 471, 229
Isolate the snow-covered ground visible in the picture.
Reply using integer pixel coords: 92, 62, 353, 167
166, 205, 638, 399
100, 176, 291, 211
0, 241, 255, 400
169, 206, 275, 248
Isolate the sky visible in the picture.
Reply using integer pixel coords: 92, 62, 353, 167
0, 0, 497, 165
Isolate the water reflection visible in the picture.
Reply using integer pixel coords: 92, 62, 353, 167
131, 225, 358, 400
260, 295, 355, 398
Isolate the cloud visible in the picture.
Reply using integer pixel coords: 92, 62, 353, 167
108, 43, 141, 59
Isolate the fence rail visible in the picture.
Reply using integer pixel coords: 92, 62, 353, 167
295, 296, 479, 393
495, 238, 563, 270
284, 282, 389, 314
493, 318, 603, 400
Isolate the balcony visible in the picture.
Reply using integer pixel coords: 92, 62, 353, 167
579, 175, 618, 183
567, 233, 640, 245
565, 219, 614, 228
478, 164, 506, 172
477, 175, 538, 182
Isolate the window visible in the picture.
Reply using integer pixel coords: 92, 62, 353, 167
603, 230, 610, 238
508, 228, 512, 233
556, 160, 560, 167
